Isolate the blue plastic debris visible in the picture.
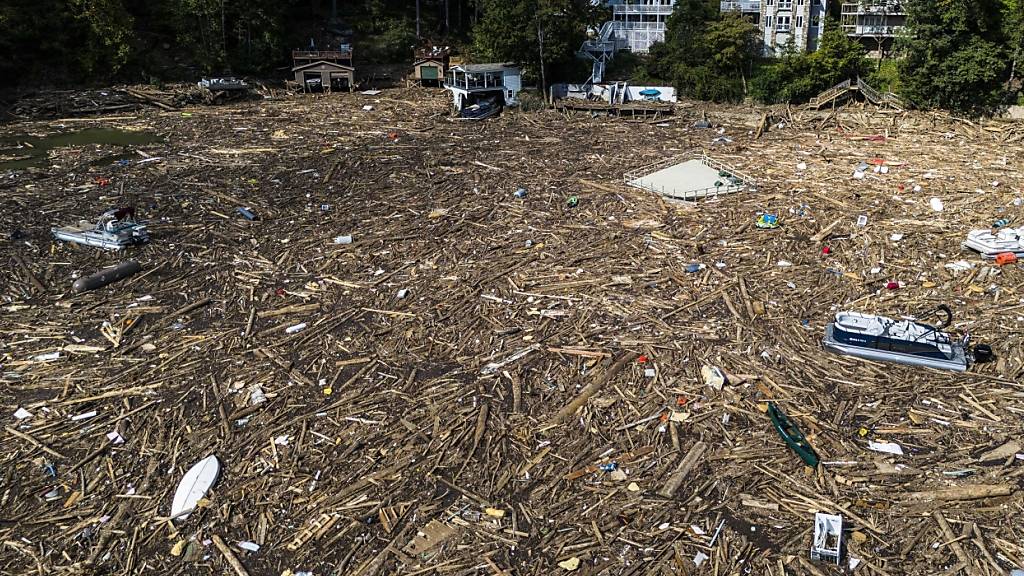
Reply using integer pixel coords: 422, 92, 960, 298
237, 207, 258, 221
598, 463, 618, 472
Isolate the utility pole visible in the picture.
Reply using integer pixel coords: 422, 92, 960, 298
416, 0, 421, 38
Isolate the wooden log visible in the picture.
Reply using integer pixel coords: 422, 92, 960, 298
658, 441, 707, 499
544, 352, 638, 427
908, 485, 1014, 502
211, 535, 251, 576
933, 511, 978, 576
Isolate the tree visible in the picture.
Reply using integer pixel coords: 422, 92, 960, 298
704, 12, 759, 93
472, 0, 587, 88
749, 24, 867, 104
641, 1, 756, 102
1004, 0, 1024, 94
899, 0, 1011, 114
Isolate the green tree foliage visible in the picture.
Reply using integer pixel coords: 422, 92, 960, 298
472, 0, 588, 87
749, 24, 868, 104
71, 0, 135, 73
899, 0, 1011, 113
642, 3, 757, 102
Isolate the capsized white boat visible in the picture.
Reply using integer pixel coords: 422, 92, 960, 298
962, 226, 1024, 258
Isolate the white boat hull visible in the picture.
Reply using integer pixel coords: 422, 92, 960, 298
823, 324, 967, 372
962, 227, 1024, 258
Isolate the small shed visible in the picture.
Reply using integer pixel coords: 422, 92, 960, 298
292, 60, 354, 92
412, 57, 446, 86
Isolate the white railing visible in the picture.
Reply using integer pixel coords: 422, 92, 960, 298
841, 2, 905, 16
624, 154, 754, 201
720, 1, 761, 12
613, 4, 674, 13
611, 21, 666, 30
848, 24, 902, 36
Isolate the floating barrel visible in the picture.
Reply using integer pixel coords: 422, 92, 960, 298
72, 260, 142, 293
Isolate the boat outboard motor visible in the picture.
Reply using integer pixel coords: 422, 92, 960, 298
962, 333, 995, 364
973, 343, 994, 363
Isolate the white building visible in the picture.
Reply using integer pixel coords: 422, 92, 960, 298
759, 0, 828, 53
721, 0, 827, 53
607, 0, 676, 53
723, 0, 906, 55
840, 1, 906, 56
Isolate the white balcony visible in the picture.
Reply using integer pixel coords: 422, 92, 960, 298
611, 20, 666, 30
720, 0, 761, 12
842, 24, 902, 36
612, 4, 674, 14
841, 2, 906, 16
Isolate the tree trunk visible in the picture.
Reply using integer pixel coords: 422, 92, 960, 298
220, 0, 227, 69
538, 20, 546, 97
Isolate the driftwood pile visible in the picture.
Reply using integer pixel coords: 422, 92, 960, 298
1, 88, 1023, 575
3, 83, 264, 121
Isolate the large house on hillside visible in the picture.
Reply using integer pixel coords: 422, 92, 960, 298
720, 0, 905, 56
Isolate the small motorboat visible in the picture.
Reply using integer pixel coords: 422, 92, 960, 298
459, 99, 500, 120
52, 207, 149, 250
823, 305, 986, 372
197, 77, 248, 91
962, 226, 1024, 259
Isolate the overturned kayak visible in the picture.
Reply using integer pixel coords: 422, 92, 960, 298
962, 226, 1024, 259
52, 208, 149, 250
823, 307, 970, 372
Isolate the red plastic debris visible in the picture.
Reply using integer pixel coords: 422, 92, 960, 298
885, 281, 900, 290
995, 252, 1018, 266
822, 246, 831, 255
275, 288, 285, 297
93, 177, 111, 186
676, 396, 689, 407
636, 355, 648, 363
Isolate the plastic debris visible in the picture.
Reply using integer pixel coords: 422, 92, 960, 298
868, 440, 905, 456
71, 411, 97, 421
811, 513, 843, 565
702, 365, 726, 390
557, 557, 580, 571
238, 541, 260, 552
171, 455, 221, 521
14, 407, 32, 420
